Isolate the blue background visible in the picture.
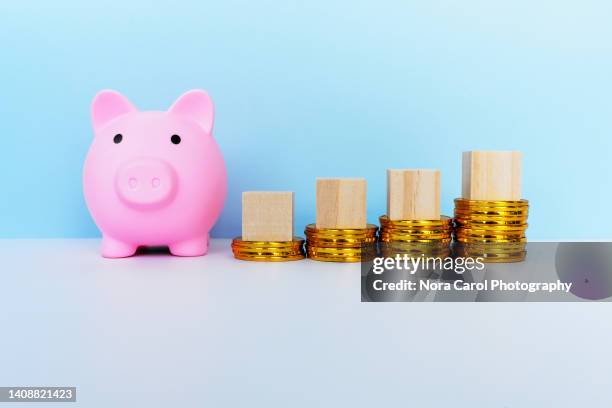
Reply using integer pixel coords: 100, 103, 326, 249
1, 0, 611, 239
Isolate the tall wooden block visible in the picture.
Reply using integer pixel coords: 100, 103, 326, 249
316, 178, 366, 229
242, 192, 294, 241
462, 151, 521, 200
387, 169, 440, 220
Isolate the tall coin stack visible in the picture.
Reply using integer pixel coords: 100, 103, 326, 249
305, 178, 378, 262
454, 151, 528, 262
380, 169, 451, 257
232, 192, 305, 261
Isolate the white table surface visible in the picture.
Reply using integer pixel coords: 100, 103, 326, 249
0, 239, 610, 407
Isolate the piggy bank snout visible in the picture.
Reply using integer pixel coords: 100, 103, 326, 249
115, 158, 177, 209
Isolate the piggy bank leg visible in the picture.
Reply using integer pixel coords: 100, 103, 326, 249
169, 235, 209, 257
101, 236, 137, 258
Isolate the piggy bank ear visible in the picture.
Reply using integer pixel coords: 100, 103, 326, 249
91, 90, 137, 133
168, 90, 214, 134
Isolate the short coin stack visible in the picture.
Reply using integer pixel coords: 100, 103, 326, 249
305, 224, 378, 262
455, 151, 527, 262
306, 178, 377, 262
232, 192, 305, 261
231, 237, 305, 261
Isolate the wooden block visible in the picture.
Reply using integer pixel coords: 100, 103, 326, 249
462, 151, 521, 200
316, 178, 366, 229
242, 192, 294, 241
387, 169, 440, 220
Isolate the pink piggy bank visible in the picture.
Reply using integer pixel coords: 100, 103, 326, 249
83, 90, 227, 258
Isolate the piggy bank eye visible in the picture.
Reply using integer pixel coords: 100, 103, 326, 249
113, 134, 123, 144
171, 134, 181, 145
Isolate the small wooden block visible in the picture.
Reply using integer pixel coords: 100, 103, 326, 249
462, 151, 521, 200
316, 178, 366, 229
242, 192, 294, 241
387, 169, 440, 220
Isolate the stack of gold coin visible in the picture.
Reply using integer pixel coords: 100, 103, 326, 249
231, 237, 305, 261
453, 198, 529, 262
304, 224, 378, 262
378, 215, 452, 257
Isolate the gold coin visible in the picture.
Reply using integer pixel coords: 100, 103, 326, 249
454, 236, 527, 244
305, 224, 377, 236
306, 245, 367, 262
454, 218, 528, 227
454, 244, 526, 254
379, 215, 452, 228
381, 243, 451, 258
455, 229, 526, 237
381, 230, 451, 237
455, 225, 527, 234
454, 198, 529, 208
380, 233, 452, 243
381, 223, 452, 231
305, 236, 377, 247
454, 208, 529, 216
454, 249, 526, 263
